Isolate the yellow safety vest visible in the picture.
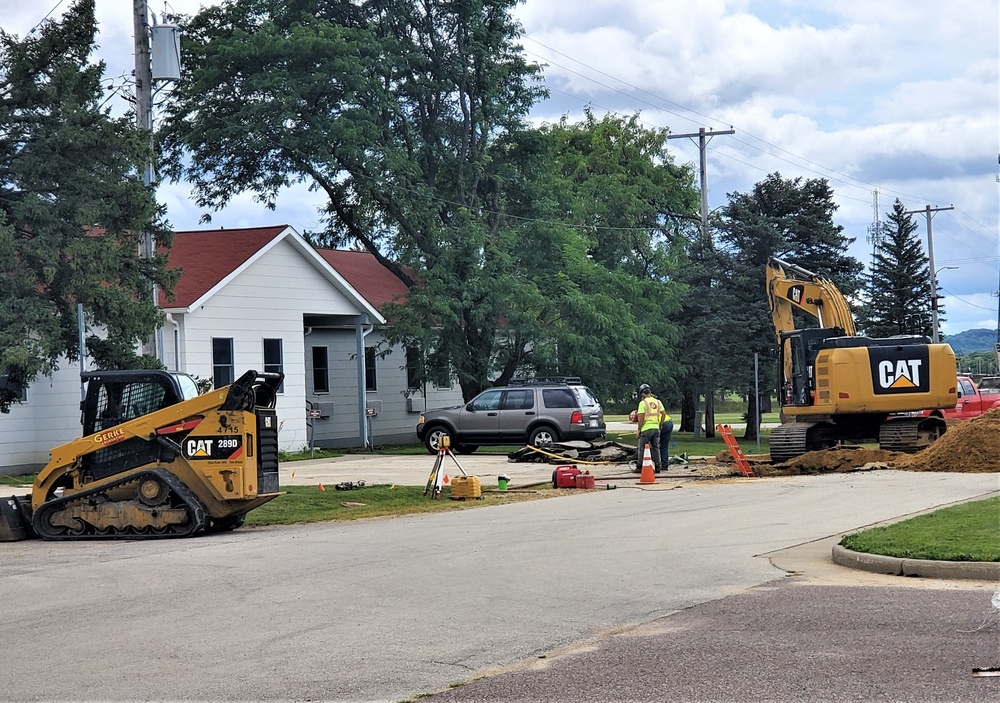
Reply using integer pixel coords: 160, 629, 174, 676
638, 397, 662, 432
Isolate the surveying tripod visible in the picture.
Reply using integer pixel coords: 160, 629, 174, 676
423, 436, 469, 499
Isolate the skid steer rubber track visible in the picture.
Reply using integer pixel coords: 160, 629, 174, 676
32, 468, 209, 540
879, 417, 945, 454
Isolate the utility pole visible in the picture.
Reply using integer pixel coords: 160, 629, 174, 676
904, 204, 954, 344
133, 0, 156, 361
666, 127, 735, 438
668, 127, 736, 246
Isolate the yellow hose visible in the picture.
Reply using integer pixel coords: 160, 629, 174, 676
525, 445, 619, 465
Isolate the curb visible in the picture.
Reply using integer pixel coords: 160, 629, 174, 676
832, 544, 1000, 581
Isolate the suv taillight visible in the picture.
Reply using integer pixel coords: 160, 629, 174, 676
570, 410, 583, 425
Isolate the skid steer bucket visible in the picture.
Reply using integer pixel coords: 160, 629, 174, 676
0, 494, 36, 541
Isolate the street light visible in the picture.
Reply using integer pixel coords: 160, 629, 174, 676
931, 266, 959, 343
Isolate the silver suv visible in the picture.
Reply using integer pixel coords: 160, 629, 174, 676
416, 377, 606, 454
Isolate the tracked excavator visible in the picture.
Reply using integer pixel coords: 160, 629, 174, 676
0, 369, 283, 541
766, 257, 958, 462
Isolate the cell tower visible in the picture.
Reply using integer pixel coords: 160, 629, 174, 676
865, 188, 882, 255
865, 189, 882, 313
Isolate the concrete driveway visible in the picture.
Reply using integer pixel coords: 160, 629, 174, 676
1, 463, 997, 702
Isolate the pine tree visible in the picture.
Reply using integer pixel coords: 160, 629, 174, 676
860, 199, 934, 338
0, 0, 174, 412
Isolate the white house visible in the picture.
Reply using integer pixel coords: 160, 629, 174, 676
0, 225, 463, 475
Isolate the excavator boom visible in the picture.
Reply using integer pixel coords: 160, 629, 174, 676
766, 257, 857, 337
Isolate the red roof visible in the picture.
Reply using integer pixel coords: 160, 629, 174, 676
158, 226, 408, 313
159, 226, 288, 308
317, 249, 409, 310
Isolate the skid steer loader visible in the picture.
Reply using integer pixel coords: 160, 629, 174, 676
0, 369, 283, 541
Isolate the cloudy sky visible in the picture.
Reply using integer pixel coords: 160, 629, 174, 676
3, 0, 998, 335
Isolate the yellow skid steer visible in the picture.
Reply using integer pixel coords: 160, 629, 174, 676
0, 369, 282, 541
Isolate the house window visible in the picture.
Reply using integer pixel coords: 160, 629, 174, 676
431, 360, 451, 389
263, 338, 284, 392
425, 349, 450, 389
365, 346, 377, 392
0, 371, 27, 403
406, 346, 421, 390
312, 346, 329, 393
212, 338, 234, 389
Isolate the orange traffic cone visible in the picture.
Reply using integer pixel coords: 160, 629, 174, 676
639, 447, 657, 484
318, 483, 326, 492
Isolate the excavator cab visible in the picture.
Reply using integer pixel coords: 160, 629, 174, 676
779, 328, 846, 408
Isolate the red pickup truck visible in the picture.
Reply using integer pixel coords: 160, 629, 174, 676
917, 376, 1000, 420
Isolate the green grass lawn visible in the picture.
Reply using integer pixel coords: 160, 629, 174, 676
244, 483, 554, 526
841, 497, 1000, 562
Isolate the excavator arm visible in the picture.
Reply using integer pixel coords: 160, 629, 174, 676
766, 257, 857, 339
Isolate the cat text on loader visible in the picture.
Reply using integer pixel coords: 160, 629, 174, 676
0, 369, 283, 541
766, 257, 957, 462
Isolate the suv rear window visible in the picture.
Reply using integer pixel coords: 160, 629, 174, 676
574, 387, 598, 407
542, 388, 576, 408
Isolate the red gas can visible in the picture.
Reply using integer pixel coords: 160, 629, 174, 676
552, 465, 581, 488
575, 473, 595, 489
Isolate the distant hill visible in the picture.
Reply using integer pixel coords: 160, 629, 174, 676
944, 328, 996, 354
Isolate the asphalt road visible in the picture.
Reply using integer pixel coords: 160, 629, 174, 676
1, 469, 998, 702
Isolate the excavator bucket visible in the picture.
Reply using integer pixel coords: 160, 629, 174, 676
0, 494, 36, 541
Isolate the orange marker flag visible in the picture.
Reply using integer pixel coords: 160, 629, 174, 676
443, 474, 450, 484
318, 483, 326, 492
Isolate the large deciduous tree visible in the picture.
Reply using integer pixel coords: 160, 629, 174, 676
0, 0, 173, 412
857, 199, 934, 338
712, 173, 864, 438
477, 111, 698, 403
160, 0, 696, 402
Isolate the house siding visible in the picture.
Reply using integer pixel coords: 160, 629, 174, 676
306, 329, 464, 448
0, 362, 88, 474
167, 238, 366, 453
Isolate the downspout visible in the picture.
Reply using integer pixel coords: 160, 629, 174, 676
357, 318, 373, 448
166, 313, 180, 371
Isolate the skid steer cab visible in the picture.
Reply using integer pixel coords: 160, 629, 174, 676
0, 369, 283, 542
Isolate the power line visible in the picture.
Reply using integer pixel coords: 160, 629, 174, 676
522, 34, 972, 210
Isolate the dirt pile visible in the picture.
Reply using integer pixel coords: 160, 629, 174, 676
764, 448, 899, 475
890, 407, 1000, 473
764, 410, 1000, 475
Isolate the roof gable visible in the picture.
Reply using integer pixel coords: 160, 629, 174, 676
159, 225, 383, 322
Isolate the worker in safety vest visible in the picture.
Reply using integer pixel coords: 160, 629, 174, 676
634, 384, 665, 473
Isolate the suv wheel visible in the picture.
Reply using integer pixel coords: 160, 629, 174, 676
529, 425, 559, 448
424, 425, 452, 454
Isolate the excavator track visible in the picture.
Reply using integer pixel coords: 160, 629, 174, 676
879, 417, 946, 453
32, 468, 209, 540
769, 422, 814, 463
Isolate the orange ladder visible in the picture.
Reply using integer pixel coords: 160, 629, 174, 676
716, 424, 755, 477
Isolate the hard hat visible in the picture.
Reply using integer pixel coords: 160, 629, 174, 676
638, 383, 651, 394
